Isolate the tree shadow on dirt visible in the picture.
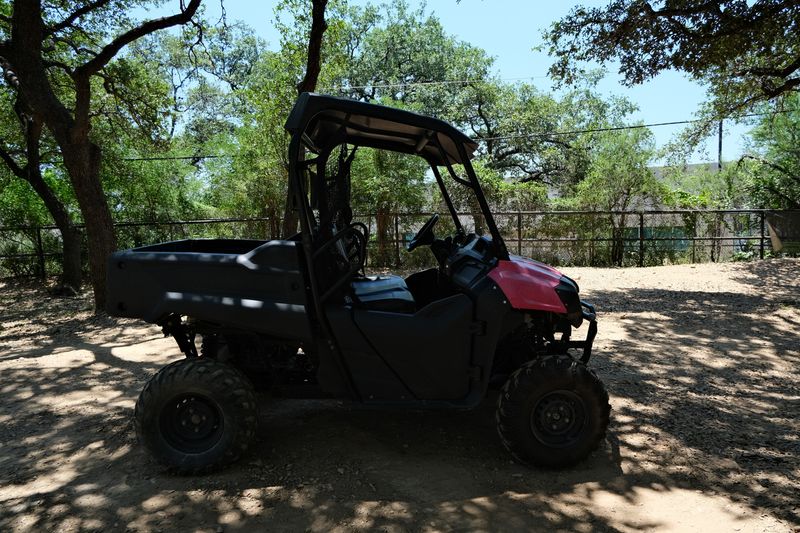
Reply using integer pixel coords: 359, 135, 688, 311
581, 263, 800, 525
0, 333, 635, 532
1, 261, 798, 531
0, 280, 136, 361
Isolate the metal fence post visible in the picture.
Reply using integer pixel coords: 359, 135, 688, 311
759, 211, 766, 259
517, 211, 522, 256
638, 212, 645, 267
35, 226, 46, 280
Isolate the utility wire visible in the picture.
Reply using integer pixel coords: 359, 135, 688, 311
475, 109, 797, 142
323, 76, 550, 92
480, 119, 695, 142
122, 154, 230, 161
121, 108, 797, 161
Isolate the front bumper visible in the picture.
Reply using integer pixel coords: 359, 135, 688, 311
563, 300, 598, 363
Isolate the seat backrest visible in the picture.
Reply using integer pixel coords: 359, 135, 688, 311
351, 276, 415, 313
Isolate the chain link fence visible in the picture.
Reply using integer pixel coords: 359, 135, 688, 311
2, 210, 798, 280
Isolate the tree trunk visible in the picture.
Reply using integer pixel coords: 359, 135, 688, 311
469, 195, 485, 235
282, 0, 329, 235
21, 162, 84, 290
61, 140, 116, 309
610, 214, 623, 266
25, 117, 83, 289
376, 208, 391, 266
281, 181, 300, 238
268, 206, 282, 239
4, 0, 200, 311
0, 108, 84, 290
60, 227, 82, 289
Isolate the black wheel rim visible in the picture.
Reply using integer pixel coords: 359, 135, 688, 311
159, 394, 224, 453
530, 389, 586, 448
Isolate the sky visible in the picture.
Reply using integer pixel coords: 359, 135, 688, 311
140, 0, 752, 164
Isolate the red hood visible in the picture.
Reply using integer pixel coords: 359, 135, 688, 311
488, 255, 568, 313
509, 254, 564, 279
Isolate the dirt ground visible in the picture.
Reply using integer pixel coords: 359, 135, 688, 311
0, 259, 798, 532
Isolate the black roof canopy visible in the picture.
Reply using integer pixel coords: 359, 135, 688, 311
284, 93, 478, 165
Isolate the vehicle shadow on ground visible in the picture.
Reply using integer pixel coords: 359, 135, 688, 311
1, 261, 798, 531
0, 334, 639, 532
0, 340, 632, 532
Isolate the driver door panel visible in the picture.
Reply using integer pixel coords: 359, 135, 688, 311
351, 294, 473, 400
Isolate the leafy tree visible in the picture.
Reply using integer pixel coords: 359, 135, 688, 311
0, 0, 202, 309
228, 0, 647, 254
212, 47, 302, 232
545, 1, 800, 116
326, 2, 609, 225
456, 75, 638, 195
573, 127, 660, 264
205, 119, 287, 237
338, 0, 492, 115
741, 95, 800, 208
350, 147, 428, 263
576, 128, 658, 210
272, 0, 330, 236
107, 24, 262, 225
658, 163, 754, 262
661, 163, 750, 209
0, 85, 82, 287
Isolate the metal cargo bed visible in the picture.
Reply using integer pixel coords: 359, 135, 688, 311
106, 239, 312, 341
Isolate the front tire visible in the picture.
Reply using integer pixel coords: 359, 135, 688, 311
497, 355, 610, 468
134, 357, 258, 473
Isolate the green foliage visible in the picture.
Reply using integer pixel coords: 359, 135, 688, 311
0, 0, 711, 275
0, 2, 220, 230
743, 95, 800, 208
338, 0, 492, 113
350, 146, 429, 263
0, 175, 53, 227
563, 127, 661, 265
575, 127, 658, 211
350, 148, 428, 214
545, 1, 800, 117
661, 164, 750, 209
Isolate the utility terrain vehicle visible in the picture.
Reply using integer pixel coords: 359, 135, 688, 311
107, 93, 610, 473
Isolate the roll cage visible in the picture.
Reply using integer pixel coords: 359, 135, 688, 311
284, 91, 508, 268
284, 93, 511, 399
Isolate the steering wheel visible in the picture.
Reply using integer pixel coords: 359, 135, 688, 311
407, 213, 439, 252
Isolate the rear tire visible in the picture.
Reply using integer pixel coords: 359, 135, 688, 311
134, 357, 258, 473
497, 354, 610, 468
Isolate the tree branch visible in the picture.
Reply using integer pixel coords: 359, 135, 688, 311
297, 0, 328, 94
737, 55, 800, 80
44, 59, 74, 76
75, 0, 202, 78
761, 76, 800, 99
46, 0, 114, 35
740, 154, 800, 186
50, 34, 99, 59
494, 146, 521, 161
0, 142, 26, 179
473, 97, 495, 155
543, 137, 573, 150
748, 181, 800, 209
0, 54, 20, 89
646, 2, 724, 20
